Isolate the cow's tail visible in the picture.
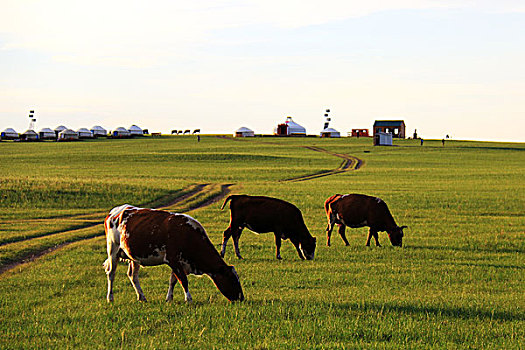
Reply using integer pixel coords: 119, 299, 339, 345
220, 195, 235, 210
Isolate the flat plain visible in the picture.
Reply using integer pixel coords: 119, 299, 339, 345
0, 135, 523, 349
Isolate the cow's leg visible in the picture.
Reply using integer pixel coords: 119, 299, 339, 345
220, 225, 232, 258
290, 238, 305, 260
103, 243, 120, 302
338, 224, 350, 246
326, 213, 337, 246
372, 230, 381, 247
366, 228, 381, 247
127, 260, 147, 301
274, 233, 283, 260
168, 263, 192, 302
231, 226, 244, 259
366, 228, 373, 246
166, 272, 178, 302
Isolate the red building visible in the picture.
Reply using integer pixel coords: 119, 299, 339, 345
373, 120, 406, 138
351, 129, 369, 137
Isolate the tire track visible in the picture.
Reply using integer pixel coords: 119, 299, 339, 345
282, 145, 363, 182
217, 136, 364, 182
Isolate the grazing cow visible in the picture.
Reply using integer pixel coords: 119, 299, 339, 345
103, 204, 244, 303
220, 195, 316, 260
324, 194, 407, 247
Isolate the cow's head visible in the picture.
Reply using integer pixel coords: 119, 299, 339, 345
300, 236, 317, 260
388, 225, 407, 247
211, 265, 244, 302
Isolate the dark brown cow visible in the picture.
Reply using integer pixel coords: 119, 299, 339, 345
103, 204, 244, 303
324, 194, 407, 247
220, 195, 316, 260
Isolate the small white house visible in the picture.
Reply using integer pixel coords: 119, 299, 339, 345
90, 125, 107, 137
320, 127, 341, 138
1, 128, 19, 140
77, 128, 93, 139
374, 132, 393, 146
39, 128, 56, 140
112, 127, 131, 138
128, 125, 143, 136
58, 129, 79, 141
234, 127, 255, 137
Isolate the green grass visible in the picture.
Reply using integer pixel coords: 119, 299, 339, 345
0, 135, 523, 349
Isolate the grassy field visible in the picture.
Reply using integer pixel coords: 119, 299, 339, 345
0, 135, 523, 349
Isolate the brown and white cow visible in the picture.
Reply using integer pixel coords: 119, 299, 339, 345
103, 204, 244, 303
324, 194, 407, 247
220, 195, 316, 260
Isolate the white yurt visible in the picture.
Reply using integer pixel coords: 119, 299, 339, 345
320, 127, 341, 138
128, 125, 143, 136
58, 129, 79, 141
234, 127, 255, 137
21, 129, 38, 141
77, 128, 93, 139
282, 117, 306, 136
112, 127, 131, 138
90, 125, 107, 137
1, 128, 19, 140
54, 125, 67, 137
39, 128, 56, 140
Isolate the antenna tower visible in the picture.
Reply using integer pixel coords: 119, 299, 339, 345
323, 109, 331, 129
28, 110, 36, 130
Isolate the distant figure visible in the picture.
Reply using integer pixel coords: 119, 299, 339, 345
197, 135, 201, 142
442, 139, 445, 146
420, 138, 424, 146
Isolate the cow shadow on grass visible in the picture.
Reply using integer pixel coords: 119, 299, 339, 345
408, 244, 525, 255
246, 299, 524, 322
337, 301, 524, 322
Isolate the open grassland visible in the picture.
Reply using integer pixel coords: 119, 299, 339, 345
0, 135, 523, 349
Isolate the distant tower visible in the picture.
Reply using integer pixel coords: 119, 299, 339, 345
28, 110, 36, 130
323, 109, 331, 129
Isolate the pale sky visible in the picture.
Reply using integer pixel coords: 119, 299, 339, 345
1, 0, 524, 141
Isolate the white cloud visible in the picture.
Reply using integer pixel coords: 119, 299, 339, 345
2, 0, 524, 68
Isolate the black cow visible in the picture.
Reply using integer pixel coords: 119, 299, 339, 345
325, 194, 407, 247
220, 195, 316, 260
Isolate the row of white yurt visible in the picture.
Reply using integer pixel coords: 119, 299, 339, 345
320, 127, 341, 138
58, 129, 79, 141
1, 128, 19, 139
2, 125, 143, 140
90, 125, 107, 136
234, 127, 255, 137
39, 128, 55, 139
128, 125, 143, 136
21, 130, 38, 141
77, 128, 93, 138
112, 127, 131, 137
